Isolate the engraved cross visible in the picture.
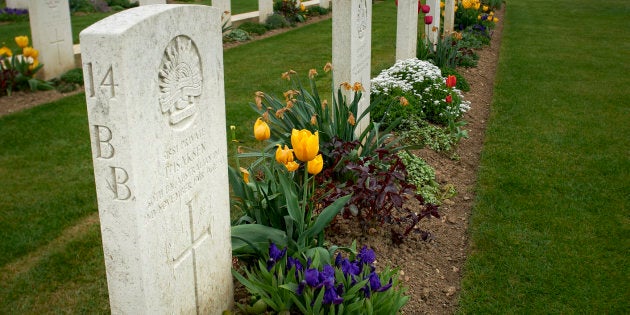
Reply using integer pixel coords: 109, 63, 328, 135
49, 28, 65, 61
173, 194, 211, 314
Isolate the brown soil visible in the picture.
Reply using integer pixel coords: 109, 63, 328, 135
0, 6, 504, 314
327, 9, 504, 314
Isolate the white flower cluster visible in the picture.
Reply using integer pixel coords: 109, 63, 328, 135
371, 58, 471, 115
371, 58, 442, 98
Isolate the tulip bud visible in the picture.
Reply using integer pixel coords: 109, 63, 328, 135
14, 35, 28, 49
445, 95, 453, 103
284, 161, 299, 172
240, 167, 250, 183
445, 75, 457, 88
307, 154, 323, 175
422, 5, 430, 14
254, 117, 270, 141
424, 15, 433, 25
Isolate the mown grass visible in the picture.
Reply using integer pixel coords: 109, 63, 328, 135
0, 2, 400, 311
458, 0, 630, 313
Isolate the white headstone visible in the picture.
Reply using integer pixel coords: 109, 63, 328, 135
6, 0, 28, 9
258, 0, 273, 23
319, 0, 330, 9
443, 0, 455, 37
332, 0, 371, 135
213, 0, 232, 27
28, 0, 75, 80
427, 0, 441, 47
80, 5, 233, 314
395, 0, 418, 60
139, 0, 166, 5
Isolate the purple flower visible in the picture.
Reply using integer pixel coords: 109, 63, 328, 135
304, 268, 320, 287
341, 259, 360, 276
357, 246, 376, 265
297, 280, 306, 295
323, 285, 344, 305
266, 243, 286, 270
335, 252, 343, 266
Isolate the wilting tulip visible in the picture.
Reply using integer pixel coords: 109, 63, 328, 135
275, 144, 294, 164
307, 154, 323, 175
399, 96, 409, 106
424, 15, 433, 25
14, 36, 28, 48
291, 129, 319, 162
445, 95, 452, 103
240, 167, 250, 183
445, 75, 457, 88
347, 112, 356, 126
284, 161, 299, 172
254, 117, 270, 141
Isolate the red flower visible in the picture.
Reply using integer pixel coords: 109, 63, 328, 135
424, 15, 433, 24
445, 95, 453, 103
421, 5, 430, 14
445, 75, 457, 88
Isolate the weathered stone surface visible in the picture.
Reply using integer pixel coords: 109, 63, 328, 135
332, 0, 371, 135
81, 5, 232, 314
396, 0, 419, 60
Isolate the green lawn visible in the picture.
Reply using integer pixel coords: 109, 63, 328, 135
458, 0, 630, 313
0, 2, 399, 312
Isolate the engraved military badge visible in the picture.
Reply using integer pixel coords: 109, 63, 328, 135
159, 36, 202, 129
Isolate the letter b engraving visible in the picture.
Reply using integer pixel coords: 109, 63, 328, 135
94, 125, 115, 159
110, 166, 131, 201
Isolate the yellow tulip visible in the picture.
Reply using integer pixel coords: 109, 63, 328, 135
291, 129, 319, 162
284, 161, 299, 172
0, 46, 12, 57
307, 154, 323, 175
240, 167, 250, 183
275, 144, 294, 164
29, 58, 39, 71
14, 35, 28, 49
493, 17, 499, 22
23, 47, 38, 59
254, 118, 270, 141
483, 5, 489, 12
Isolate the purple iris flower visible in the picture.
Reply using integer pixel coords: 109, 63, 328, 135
304, 268, 320, 287
335, 252, 343, 266
362, 272, 393, 298
357, 246, 376, 265
323, 285, 344, 305
341, 259, 360, 276
266, 243, 286, 270
287, 256, 304, 278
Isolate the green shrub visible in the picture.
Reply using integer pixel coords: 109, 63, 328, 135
400, 118, 460, 152
308, 5, 329, 16
60, 68, 84, 85
69, 0, 96, 13
224, 29, 252, 42
265, 13, 290, 30
105, 0, 137, 9
238, 22, 267, 36
398, 151, 440, 204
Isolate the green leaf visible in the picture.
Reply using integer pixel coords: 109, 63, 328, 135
299, 194, 351, 243
231, 224, 288, 256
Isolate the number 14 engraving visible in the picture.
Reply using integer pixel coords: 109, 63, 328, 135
86, 62, 118, 98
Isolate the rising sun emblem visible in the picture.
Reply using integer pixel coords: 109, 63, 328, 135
159, 36, 202, 129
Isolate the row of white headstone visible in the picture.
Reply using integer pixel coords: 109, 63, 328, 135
63, 0, 456, 313
11, 0, 336, 80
